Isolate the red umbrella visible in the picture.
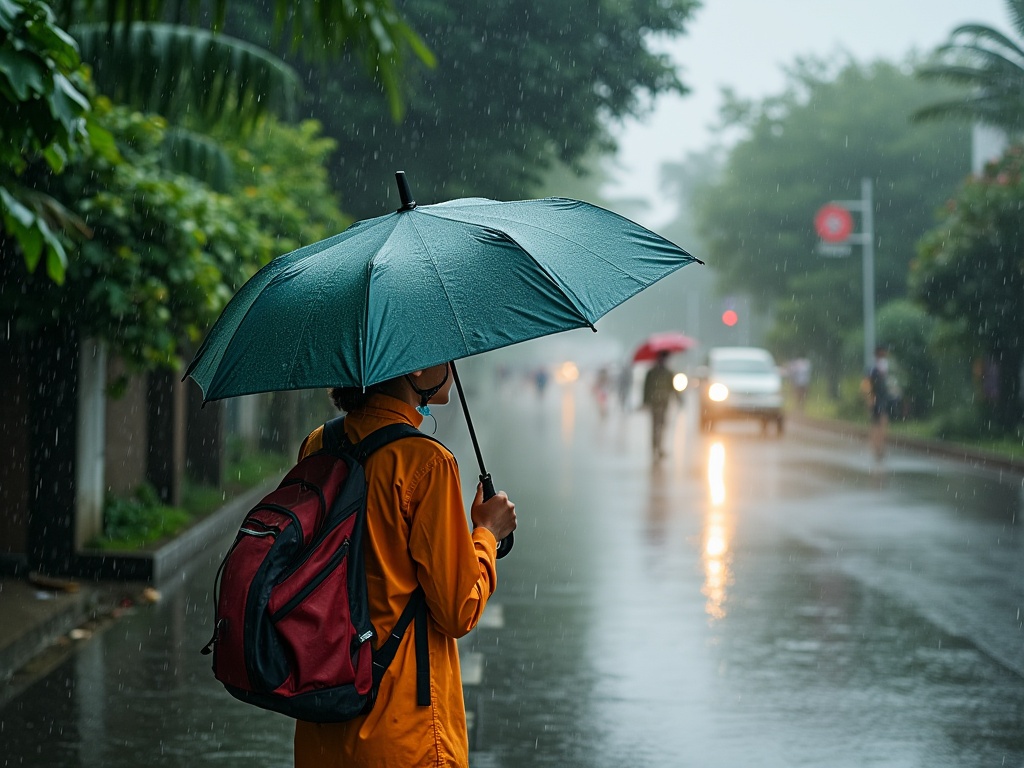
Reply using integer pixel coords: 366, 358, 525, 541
632, 331, 697, 362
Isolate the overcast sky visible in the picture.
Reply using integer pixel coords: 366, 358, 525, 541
606, 0, 1012, 228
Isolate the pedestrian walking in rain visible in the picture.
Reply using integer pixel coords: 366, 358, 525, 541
864, 345, 892, 462
293, 363, 517, 768
642, 351, 679, 460
789, 355, 812, 412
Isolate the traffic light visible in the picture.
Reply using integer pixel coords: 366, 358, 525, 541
721, 309, 738, 327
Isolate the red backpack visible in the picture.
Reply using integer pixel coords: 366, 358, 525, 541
201, 418, 434, 722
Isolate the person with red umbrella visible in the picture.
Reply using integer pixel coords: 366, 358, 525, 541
633, 332, 693, 460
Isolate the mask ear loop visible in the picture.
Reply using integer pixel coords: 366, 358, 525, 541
406, 364, 450, 433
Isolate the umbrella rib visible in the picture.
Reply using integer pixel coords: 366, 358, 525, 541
499, 231, 596, 328
425, 200, 658, 301
407, 216, 472, 354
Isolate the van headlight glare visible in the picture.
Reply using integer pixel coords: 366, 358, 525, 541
708, 383, 729, 402
673, 373, 688, 392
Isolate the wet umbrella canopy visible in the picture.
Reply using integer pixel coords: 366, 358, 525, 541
185, 173, 701, 400
186, 173, 701, 555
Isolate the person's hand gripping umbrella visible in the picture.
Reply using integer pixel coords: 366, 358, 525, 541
186, 172, 703, 557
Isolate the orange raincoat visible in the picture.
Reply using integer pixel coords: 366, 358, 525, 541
293, 394, 498, 768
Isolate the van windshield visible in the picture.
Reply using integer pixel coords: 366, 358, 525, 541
713, 359, 774, 374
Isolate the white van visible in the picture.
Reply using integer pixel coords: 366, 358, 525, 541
698, 347, 784, 434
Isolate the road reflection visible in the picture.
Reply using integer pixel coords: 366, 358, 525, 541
703, 439, 733, 620
560, 383, 575, 445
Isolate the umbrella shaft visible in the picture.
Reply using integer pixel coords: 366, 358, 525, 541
450, 360, 489, 482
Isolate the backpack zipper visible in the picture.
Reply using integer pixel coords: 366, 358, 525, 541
239, 519, 281, 538
271, 496, 360, 583
269, 538, 351, 623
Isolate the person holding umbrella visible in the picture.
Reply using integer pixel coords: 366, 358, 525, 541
187, 173, 701, 763
293, 362, 517, 768
643, 350, 681, 460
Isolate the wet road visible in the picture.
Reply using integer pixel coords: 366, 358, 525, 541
2, 375, 1023, 767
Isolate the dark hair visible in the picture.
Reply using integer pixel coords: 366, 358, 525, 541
329, 379, 399, 412
329, 386, 375, 413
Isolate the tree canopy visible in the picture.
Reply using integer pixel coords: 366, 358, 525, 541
689, 56, 972, 378
0, 101, 346, 370
912, 145, 1024, 426
286, 0, 699, 218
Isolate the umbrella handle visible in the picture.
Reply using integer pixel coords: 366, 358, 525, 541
480, 472, 514, 558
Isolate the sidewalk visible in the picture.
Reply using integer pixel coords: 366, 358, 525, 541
0, 575, 147, 707
0, 480, 273, 708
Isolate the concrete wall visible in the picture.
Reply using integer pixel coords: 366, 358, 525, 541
0, 335, 29, 557
74, 339, 107, 550
104, 358, 148, 497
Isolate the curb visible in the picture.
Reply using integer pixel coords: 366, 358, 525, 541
0, 479, 276, 698
72, 479, 277, 586
791, 414, 1024, 474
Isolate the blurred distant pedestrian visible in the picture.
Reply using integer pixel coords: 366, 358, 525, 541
864, 345, 892, 461
533, 367, 549, 398
789, 356, 811, 412
592, 367, 611, 419
642, 351, 679, 460
617, 363, 633, 411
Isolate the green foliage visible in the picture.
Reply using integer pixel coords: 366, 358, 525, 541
283, 0, 699, 218
92, 444, 292, 550
1, 100, 268, 369
227, 118, 349, 256
0, 0, 96, 281
96, 483, 191, 549
691, 56, 972, 385
912, 144, 1024, 427
875, 299, 938, 418
915, 0, 1024, 134
2, 99, 347, 372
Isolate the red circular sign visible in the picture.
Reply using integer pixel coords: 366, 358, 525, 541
814, 204, 853, 243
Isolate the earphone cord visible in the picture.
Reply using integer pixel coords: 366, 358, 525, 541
405, 365, 450, 433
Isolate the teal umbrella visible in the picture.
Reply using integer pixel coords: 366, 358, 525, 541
186, 172, 702, 555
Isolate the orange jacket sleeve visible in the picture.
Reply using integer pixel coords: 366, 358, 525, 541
405, 450, 498, 638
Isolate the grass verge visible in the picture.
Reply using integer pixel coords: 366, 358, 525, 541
88, 448, 292, 551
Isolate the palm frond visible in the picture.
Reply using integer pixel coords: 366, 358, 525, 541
160, 128, 234, 191
928, 46, 1024, 85
56, 0, 228, 31
1007, 0, 1024, 38
911, 95, 1024, 132
946, 24, 1024, 61
57, 0, 432, 120
73, 22, 301, 131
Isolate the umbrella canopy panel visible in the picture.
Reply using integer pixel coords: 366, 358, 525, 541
187, 197, 700, 402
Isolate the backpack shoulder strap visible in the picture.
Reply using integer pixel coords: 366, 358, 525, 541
371, 587, 430, 707
346, 422, 445, 464
321, 415, 349, 452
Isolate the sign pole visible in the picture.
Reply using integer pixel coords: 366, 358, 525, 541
860, 177, 876, 373
816, 179, 876, 372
